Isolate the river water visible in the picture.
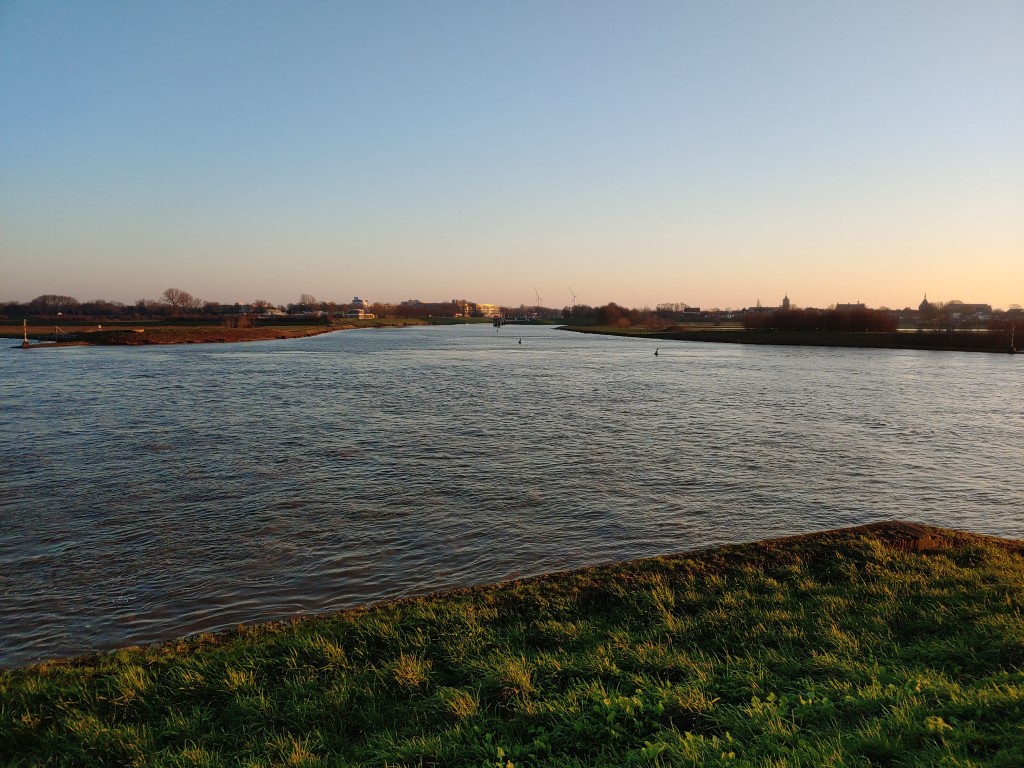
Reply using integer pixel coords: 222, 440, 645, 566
1, 324, 1021, 667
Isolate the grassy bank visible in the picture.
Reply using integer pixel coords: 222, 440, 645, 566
3, 318, 430, 347
2, 322, 334, 346
566, 326, 1020, 354
2, 523, 1022, 766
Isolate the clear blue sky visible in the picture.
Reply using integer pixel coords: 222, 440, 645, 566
2, 1, 1022, 310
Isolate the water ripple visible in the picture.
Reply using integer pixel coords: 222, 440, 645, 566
1, 325, 1022, 667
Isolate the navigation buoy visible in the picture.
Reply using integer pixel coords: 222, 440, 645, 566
654, 348, 659, 356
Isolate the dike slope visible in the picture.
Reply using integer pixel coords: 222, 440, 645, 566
2, 522, 1022, 766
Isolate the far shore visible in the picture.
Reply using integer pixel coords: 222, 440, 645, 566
565, 325, 1020, 354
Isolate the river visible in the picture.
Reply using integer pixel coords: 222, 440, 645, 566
1, 324, 1021, 667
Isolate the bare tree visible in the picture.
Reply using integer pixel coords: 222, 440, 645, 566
30, 295, 79, 315
299, 293, 317, 307
162, 288, 200, 314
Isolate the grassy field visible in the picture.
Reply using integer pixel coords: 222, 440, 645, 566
2, 523, 1022, 766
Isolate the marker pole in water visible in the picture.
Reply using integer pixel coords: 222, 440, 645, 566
22, 319, 30, 349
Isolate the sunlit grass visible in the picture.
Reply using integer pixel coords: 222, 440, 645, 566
2, 525, 1023, 765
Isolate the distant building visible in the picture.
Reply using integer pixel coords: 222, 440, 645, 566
351, 296, 369, 309
471, 303, 500, 317
836, 302, 867, 311
347, 308, 376, 319
917, 297, 991, 320
746, 295, 791, 313
948, 302, 993, 321
950, 302, 992, 314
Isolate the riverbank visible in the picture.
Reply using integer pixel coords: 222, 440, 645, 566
3, 522, 1021, 765
566, 325, 1019, 354
3, 318, 428, 347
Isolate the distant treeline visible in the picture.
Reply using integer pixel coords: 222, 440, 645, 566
743, 308, 898, 333
1, 291, 270, 321
2, 291, 379, 322
561, 303, 666, 327
573, 303, 634, 326
6, 293, 1022, 339
743, 306, 1023, 337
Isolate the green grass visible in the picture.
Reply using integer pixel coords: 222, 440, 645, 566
2, 525, 1023, 766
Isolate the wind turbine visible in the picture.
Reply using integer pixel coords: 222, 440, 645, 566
569, 287, 578, 308
534, 287, 542, 318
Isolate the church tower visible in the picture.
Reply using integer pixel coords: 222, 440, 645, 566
782, 294, 790, 311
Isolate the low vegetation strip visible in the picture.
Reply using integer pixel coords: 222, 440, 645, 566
82, 325, 339, 345
3, 318, 429, 347
2, 523, 1022, 766
568, 326, 1020, 353
1, 323, 337, 346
